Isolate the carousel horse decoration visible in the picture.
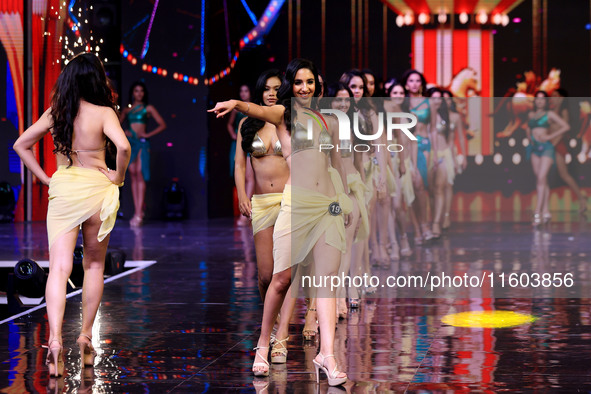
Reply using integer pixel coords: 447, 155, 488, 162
495, 68, 561, 138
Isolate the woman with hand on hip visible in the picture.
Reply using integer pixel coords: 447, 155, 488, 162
119, 81, 166, 226
13, 53, 131, 377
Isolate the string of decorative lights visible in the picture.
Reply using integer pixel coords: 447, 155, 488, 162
121, 0, 284, 86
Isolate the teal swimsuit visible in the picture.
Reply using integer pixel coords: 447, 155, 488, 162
527, 112, 554, 159
410, 99, 431, 187
126, 105, 151, 181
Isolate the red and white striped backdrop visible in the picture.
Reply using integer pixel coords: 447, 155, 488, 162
412, 28, 493, 156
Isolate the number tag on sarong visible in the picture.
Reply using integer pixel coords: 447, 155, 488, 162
328, 202, 342, 216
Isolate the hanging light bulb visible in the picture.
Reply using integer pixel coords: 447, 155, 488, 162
476, 11, 488, 24
418, 13, 429, 25
438, 11, 447, 24
459, 12, 469, 24
396, 15, 404, 27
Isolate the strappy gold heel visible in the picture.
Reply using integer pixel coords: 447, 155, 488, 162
42, 339, 64, 377
271, 337, 289, 364
312, 352, 347, 386
77, 334, 97, 368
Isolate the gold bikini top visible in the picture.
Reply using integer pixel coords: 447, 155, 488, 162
251, 132, 283, 158
290, 120, 332, 157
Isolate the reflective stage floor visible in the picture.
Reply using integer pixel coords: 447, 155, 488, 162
1, 215, 591, 393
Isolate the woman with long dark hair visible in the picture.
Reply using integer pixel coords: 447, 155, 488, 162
425, 87, 452, 238
441, 89, 468, 230
210, 58, 350, 386
384, 80, 413, 257
119, 81, 166, 226
326, 82, 369, 318
234, 69, 294, 363
13, 53, 131, 377
401, 69, 434, 244
527, 91, 569, 225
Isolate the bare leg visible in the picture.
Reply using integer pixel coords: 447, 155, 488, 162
533, 156, 553, 219
337, 195, 360, 315
253, 226, 274, 301
313, 234, 347, 381
254, 267, 291, 373
555, 153, 586, 212
80, 210, 110, 337
432, 161, 448, 236
47, 227, 79, 344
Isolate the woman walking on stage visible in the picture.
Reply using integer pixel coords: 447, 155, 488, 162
527, 91, 569, 225
13, 53, 131, 377
549, 89, 587, 214
402, 69, 434, 244
234, 69, 296, 364
211, 58, 351, 386
119, 81, 166, 226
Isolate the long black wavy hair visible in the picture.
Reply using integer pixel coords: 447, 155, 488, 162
401, 69, 427, 97
50, 52, 117, 162
278, 58, 320, 133
128, 81, 149, 106
425, 87, 450, 139
240, 69, 282, 153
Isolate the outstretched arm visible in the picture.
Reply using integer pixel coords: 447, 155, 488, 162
13, 108, 53, 185
209, 100, 284, 128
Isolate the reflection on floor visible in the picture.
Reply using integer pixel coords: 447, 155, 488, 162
0, 216, 590, 392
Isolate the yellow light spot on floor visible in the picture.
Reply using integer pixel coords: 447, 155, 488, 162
442, 311, 536, 328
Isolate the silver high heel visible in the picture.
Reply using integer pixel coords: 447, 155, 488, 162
312, 352, 347, 386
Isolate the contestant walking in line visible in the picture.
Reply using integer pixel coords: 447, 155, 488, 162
326, 82, 369, 318
211, 58, 351, 386
384, 80, 413, 256
527, 91, 570, 225
234, 69, 295, 363
441, 90, 468, 230
402, 69, 434, 244
549, 88, 587, 214
425, 87, 452, 238
13, 53, 131, 377
119, 81, 166, 226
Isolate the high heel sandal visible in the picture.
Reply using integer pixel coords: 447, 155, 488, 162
388, 242, 400, 261
312, 352, 347, 387
43, 339, 64, 377
271, 337, 289, 364
349, 298, 360, 309
543, 213, 552, 225
77, 334, 97, 368
432, 223, 441, 239
302, 308, 318, 341
252, 346, 270, 377
532, 213, 542, 226
422, 224, 434, 241
399, 234, 413, 257
442, 212, 451, 230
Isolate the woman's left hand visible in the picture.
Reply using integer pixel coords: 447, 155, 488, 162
99, 167, 124, 186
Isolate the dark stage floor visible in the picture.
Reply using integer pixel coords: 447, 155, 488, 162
1, 215, 591, 393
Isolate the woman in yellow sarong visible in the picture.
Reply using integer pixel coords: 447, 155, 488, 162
234, 69, 294, 363
211, 58, 350, 386
13, 53, 130, 378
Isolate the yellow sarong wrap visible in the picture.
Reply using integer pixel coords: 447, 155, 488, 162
347, 172, 369, 242
386, 165, 397, 196
251, 193, 283, 235
47, 165, 120, 250
272, 167, 352, 274
401, 157, 415, 206
363, 159, 377, 202
436, 148, 455, 185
